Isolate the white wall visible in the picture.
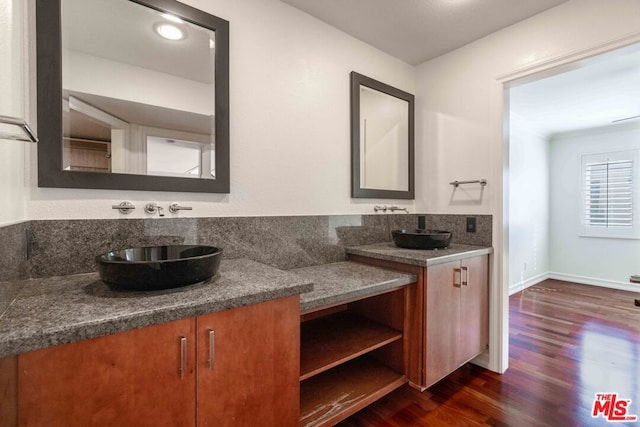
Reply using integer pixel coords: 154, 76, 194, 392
26, 0, 416, 220
0, 0, 30, 225
0, 142, 27, 226
22, 0, 640, 222
415, 0, 640, 216
414, 0, 640, 373
0, 0, 23, 116
549, 123, 640, 291
508, 113, 549, 294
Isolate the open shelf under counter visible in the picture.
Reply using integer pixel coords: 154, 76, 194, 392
300, 311, 403, 381
300, 357, 407, 427
294, 264, 415, 426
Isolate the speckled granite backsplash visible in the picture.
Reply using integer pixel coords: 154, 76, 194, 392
1, 214, 491, 279
0, 222, 30, 282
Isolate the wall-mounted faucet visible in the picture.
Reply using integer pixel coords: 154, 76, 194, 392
169, 203, 193, 214
374, 205, 409, 213
144, 203, 165, 217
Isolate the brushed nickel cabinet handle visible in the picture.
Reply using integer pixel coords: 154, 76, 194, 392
453, 268, 462, 287
179, 336, 187, 379
208, 329, 215, 370
461, 266, 469, 286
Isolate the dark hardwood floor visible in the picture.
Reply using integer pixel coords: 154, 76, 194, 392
338, 279, 640, 426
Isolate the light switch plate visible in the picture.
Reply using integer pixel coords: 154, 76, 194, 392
466, 217, 476, 233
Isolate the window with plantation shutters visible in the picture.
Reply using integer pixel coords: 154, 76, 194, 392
585, 159, 632, 226
581, 150, 640, 239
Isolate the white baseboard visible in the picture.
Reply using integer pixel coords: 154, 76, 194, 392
509, 272, 550, 295
548, 272, 640, 293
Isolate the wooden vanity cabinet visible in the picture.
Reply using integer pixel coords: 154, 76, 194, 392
349, 253, 489, 390
197, 295, 299, 427
19, 317, 197, 427
424, 255, 489, 388
14, 296, 300, 427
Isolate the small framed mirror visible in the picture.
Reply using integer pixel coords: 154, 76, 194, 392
350, 72, 414, 199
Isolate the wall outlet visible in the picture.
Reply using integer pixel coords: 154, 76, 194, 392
466, 217, 476, 233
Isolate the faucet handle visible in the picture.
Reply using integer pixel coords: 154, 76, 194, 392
169, 203, 193, 214
112, 201, 135, 214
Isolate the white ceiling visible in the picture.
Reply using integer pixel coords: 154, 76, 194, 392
63, 0, 214, 83
280, 0, 568, 65
510, 44, 640, 138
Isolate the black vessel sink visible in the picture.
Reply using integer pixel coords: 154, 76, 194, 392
96, 245, 222, 291
391, 229, 452, 249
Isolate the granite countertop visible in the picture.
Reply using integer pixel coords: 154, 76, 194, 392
291, 261, 417, 312
0, 244, 490, 358
346, 242, 493, 267
0, 258, 313, 358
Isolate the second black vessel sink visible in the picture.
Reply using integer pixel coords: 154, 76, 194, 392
391, 229, 452, 249
96, 245, 222, 291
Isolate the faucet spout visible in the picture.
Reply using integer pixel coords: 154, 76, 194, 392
144, 202, 165, 217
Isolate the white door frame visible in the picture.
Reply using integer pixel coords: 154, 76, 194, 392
487, 32, 640, 374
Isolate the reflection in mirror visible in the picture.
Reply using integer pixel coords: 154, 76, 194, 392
36, 0, 230, 193
359, 86, 409, 191
61, 0, 214, 178
351, 72, 414, 199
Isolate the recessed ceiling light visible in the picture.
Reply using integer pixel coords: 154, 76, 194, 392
154, 23, 185, 41
161, 13, 184, 24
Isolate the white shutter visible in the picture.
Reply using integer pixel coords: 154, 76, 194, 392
581, 150, 639, 239
584, 160, 633, 227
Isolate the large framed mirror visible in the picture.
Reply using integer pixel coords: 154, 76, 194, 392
36, 0, 229, 193
350, 72, 414, 199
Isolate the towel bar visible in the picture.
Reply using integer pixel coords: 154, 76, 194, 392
0, 115, 38, 143
450, 179, 487, 187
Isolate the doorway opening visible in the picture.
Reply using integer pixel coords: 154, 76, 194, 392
505, 42, 640, 296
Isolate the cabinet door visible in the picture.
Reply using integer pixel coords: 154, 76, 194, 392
459, 255, 489, 363
425, 260, 461, 388
0, 356, 17, 426
196, 296, 300, 427
18, 318, 196, 427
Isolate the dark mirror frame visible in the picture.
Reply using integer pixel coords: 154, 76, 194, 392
350, 71, 414, 199
35, 0, 230, 193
